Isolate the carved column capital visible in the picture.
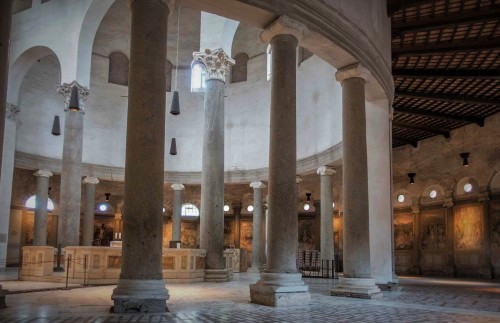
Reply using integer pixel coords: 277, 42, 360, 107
33, 170, 53, 178
171, 183, 185, 191
6, 103, 20, 122
442, 198, 454, 208
192, 48, 235, 83
296, 175, 303, 184
57, 81, 90, 113
82, 176, 99, 185
335, 63, 371, 84
260, 16, 308, 44
250, 181, 266, 189
317, 166, 336, 176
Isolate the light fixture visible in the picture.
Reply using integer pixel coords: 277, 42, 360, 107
247, 205, 254, 212
51, 116, 61, 136
68, 86, 80, 112
303, 193, 311, 211
223, 205, 230, 212
460, 152, 470, 167
170, 4, 181, 115
407, 173, 416, 184
169, 138, 177, 155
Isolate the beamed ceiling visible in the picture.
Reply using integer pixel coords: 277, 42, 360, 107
388, 0, 500, 147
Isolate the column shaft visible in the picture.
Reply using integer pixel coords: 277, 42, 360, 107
0, 0, 13, 177
320, 174, 334, 260
200, 79, 225, 270
34, 172, 51, 246
233, 203, 242, 249
250, 185, 263, 270
112, 0, 169, 313
82, 178, 98, 246
171, 186, 183, 242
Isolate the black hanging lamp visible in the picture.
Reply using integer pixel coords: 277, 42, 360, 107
51, 115, 61, 136
68, 86, 80, 112
169, 138, 177, 155
170, 4, 181, 115
460, 152, 470, 167
407, 172, 416, 184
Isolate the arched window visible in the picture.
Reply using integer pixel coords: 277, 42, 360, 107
266, 45, 272, 81
108, 52, 129, 86
181, 203, 199, 217
191, 62, 206, 92
25, 195, 55, 211
231, 53, 249, 83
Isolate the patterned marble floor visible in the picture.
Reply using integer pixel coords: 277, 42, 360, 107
1, 273, 499, 322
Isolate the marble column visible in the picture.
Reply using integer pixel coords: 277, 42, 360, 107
412, 204, 422, 274
331, 63, 381, 299
33, 170, 53, 246
479, 192, 492, 278
171, 183, 184, 243
82, 177, 99, 246
443, 198, 455, 275
262, 196, 268, 267
233, 202, 242, 248
249, 181, 265, 272
317, 166, 335, 261
111, 0, 170, 313
193, 48, 234, 282
250, 16, 310, 307
56, 81, 89, 247
0, 104, 19, 268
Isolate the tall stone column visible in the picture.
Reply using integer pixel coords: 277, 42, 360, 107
82, 177, 99, 246
443, 198, 455, 275
250, 16, 310, 307
412, 205, 422, 274
111, 0, 170, 313
479, 191, 492, 278
317, 166, 335, 261
249, 181, 265, 271
233, 202, 242, 248
331, 63, 381, 299
262, 196, 268, 267
193, 48, 234, 282
170, 183, 184, 243
56, 81, 89, 247
33, 170, 53, 246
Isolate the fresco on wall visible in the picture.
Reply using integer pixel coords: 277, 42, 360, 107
181, 222, 199, 248
394, 214, 414, 250
162, 221, 172, 247
298, 219, 315, 251
224, 220, 234, 248
455, 205, 482, 250
421, 211, 446, 250
333, 215, 343, 256
240, 220, 253, 252
492, 203, 500, 249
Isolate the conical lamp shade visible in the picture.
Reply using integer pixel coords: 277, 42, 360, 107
169, 138, 177, 155
51, 115, 61, 136
170, 91, 180, 115
68, 86, 80, 112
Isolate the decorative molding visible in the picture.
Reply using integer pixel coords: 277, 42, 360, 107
56, 80, 90, 113
82, 176, 100, 185
33, 169, 53, 178
192, 48, 235, 82
6, 103, 20, 122
316, 166, 336, 176
411, 205, 420, 214
171, 183, 185, 191
443, 198, 454, 208
250, 181, 266, 189
335, 63, 371, 83
260, 16, 308, 43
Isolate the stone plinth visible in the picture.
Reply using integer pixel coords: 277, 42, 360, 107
250, 273, 311, 307
112, 279, 169, 313
21, 246, 56, 277
330, 277, 382, 299
204, 269, 231, 282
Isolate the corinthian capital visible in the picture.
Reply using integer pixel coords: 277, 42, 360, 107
192, 48, 235, 83
57, 81, 90, 113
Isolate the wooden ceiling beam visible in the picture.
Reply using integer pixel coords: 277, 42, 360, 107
392, 38, 500, 56
394, 106, 485, 126
395, 90, 499, 106
392, 136, 418, 148
393, 120, 451, 138
392, 6, 500, 35
387, 0, 435, 16
392, 69, 500, 80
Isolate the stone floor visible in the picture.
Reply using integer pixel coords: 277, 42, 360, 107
0, 273, 499, 322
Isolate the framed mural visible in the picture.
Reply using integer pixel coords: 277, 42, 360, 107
454, 204, 483, 250
394, 213, 414, 250
491, 201, 500, 250
421, 210, 446, 250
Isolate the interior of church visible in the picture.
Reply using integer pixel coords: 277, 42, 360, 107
0, 0, 499, 321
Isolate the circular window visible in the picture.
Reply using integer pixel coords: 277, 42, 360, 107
397, 194, 405, 203
247, 205, 254, 212
303, 204, 310, 211
99, 204, 108, 212
223, 205, 230, 212
429, 190, 437, 199
332, 202, 335, 208
464, 183, 473, 193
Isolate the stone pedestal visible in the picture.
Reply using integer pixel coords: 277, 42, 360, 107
330, 63, 381, 299
250, 16, 310, 306
82, 177, 99, 246
111, 0, 171, 313
170, 183, 184, 243
194, 48, 234, 283
317, 166, 335, 261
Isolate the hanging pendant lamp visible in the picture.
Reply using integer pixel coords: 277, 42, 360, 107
460, 152, 470, 167
68, 86, 80, 112
407, 172, 416, 184
170, 138, 177, 155
170, 5, 181, 115
51, 115, 61, 136
170, 91, 180, 115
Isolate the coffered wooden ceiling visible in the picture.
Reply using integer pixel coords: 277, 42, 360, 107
388, 0, 499, 147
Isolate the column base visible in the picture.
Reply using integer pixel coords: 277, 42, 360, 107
111, 279, 169, 313
204, 269, 231, 282
331, 277, 382, 299
247, 266, 262, 273
250, 272, 311, 307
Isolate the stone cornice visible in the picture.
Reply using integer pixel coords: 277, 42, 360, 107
335, 63, 371, 83
260, 16, 308, 43
192, 48, 235, 82
171, 183, 185, 191
316, 166, 336, 176
57, 81, 90, 113
33, 169, 53, 178
82, 176, 99, 185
